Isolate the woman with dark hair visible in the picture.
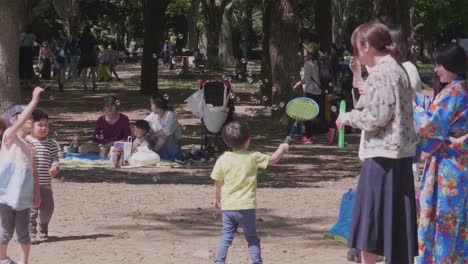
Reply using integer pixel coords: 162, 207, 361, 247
144, 95, 182, 160
92, 95, 131, 146
78, 26, 98, 91
336, 21, 418, 264
414, 43, 467, 263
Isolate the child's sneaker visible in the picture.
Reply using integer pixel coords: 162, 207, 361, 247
0, 257, 17, 264
38, 233, 48, 242
297, 136, 313, 144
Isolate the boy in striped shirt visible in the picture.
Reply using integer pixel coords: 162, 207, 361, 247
26, 109, 60, 244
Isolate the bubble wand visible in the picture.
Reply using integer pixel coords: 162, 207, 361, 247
338, 100, 346, 148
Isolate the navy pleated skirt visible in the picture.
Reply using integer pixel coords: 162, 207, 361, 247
348, 157, 418, 264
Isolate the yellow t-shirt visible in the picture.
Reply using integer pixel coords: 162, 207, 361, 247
210, 150, 270, 210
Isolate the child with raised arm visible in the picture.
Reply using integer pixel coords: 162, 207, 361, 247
0, 87, 44, 264
26, 109, 60, 244
211, 121, 289, 264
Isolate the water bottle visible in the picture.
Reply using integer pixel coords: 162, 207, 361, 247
108, 147, 116, 168
71, 137, 80, 153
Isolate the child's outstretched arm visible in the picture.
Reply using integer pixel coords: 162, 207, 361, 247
3, 87, 44, 143
269, 143, 289, 165
214, 180, 223, 209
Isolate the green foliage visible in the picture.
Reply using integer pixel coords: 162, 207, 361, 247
166, 0, 191, 17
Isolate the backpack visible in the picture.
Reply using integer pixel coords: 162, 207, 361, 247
317, 55, 334, 89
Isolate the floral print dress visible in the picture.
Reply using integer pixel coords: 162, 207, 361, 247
413, 79, 467, 264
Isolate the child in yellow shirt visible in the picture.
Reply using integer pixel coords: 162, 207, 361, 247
211, 121, 289, 264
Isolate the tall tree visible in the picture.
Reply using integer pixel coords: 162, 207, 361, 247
0, 0, 48, 119
260, 0, 272, 97
373, 0, 412, 37
269, 0, 300, 116
140, 0, 169, 95
331, 0, 352, 48
51, 0, 81, 39
0, 1, 22, 119
200, 0, 231, 69
218, 2, 236, 67
315, 0, 332, 50
187, 0, 200, 50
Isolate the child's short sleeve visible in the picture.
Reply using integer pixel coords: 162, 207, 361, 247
251, 152, 270, 169
210, 156, 225, 181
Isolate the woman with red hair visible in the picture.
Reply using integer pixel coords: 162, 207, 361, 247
336, 21, 418, 264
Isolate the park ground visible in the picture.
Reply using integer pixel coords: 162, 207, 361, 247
9, 63, 385, 264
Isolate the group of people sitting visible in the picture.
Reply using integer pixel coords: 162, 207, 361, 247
91, 95, 182, 161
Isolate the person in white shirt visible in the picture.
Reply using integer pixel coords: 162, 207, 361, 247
389, 28, 423, 180
145, 95, 182, 160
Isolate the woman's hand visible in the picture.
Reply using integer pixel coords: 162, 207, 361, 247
349, 57, 361, 76
336, 114, 347, 131
355, 80, 367, 94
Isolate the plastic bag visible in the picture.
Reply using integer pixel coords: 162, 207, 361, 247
128, 145, 160, 166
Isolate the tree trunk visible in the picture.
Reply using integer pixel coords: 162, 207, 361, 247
331, 0, 352, 48
241, 3, 254, 57
200, 0, 231, 69
269, 0, 300, 118
0, 1, 22, 119
187, 0, 199, 51
140, 0, 167, 95
51, 0, 81, 39
260, 0, 272, 97
219, 2, 236, 67
315, 0, 332, 51
373, 0, 412, 38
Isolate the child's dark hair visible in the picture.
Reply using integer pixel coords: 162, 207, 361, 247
103, 95, 119, 107
149, 95, 169, 110
32, 108, 49, 122
134, 120, 150, 133
222, 121, 250, 150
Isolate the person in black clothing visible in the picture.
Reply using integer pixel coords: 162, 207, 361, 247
78, 26, 98, 91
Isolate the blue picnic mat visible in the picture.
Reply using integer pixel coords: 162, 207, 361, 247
64, 152, 107, 161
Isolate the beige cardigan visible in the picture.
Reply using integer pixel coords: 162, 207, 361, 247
341, 55, 416, 160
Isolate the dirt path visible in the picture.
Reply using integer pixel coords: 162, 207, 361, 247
7, 65, 363, 263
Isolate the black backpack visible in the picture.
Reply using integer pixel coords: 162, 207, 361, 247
317, 55, 334, 89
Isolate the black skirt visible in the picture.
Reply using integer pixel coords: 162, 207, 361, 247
348, 157, 418, 264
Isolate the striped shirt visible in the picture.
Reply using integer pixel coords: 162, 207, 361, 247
26, 136, 60, 185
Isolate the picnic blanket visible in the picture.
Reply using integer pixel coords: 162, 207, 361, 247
325, 188, 356, 244
60, 153, 182, 168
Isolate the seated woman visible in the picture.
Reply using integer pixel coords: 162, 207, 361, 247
93, 95, 131, 147
145, 95, 182, 160
192, 48, 206, 69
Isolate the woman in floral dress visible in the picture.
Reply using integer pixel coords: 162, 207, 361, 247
414, 43, 467, 263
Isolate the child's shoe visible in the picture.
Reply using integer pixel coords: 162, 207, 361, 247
297, 136, 313, 144
0, 257, 17, 264
38, 232, 48, 242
